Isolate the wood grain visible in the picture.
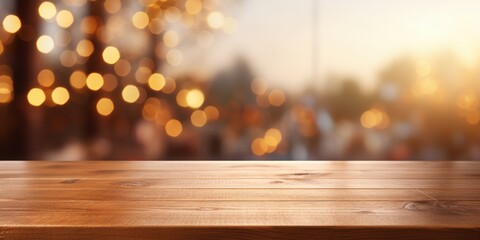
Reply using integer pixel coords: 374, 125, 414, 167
0, 161, 479, 240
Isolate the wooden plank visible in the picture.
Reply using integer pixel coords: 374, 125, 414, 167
0, 161, 479, 240
1, 200, 480, 215
1, 170, 479, 179
1, 227, 479, 240
1, 209, 479, 227
1, 161, 478, 171
1, 188, 480, 201
0, 178, 479, 189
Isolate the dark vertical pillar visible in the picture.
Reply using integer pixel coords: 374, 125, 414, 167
1, 0, 39, 159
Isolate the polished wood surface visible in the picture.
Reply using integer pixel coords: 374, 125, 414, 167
0, 161, 479, 239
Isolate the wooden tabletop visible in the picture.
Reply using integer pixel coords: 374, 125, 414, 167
0, 161, 479, 240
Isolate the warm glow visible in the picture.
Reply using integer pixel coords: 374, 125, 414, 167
176, 89, 189, 108
361, 110, 377, 128
76, 39, 94, 57
114, 59, 131, 77
81, 16, 98, 34
185, 0, 202, 15
27, 88, 46, 107
96, 98, 114, 116
251, 137, 267, 156
0, 75, 13, 103
60, 50, 77, 67
122, 85, 140, 103
37, 69, 55, 87
104, 0, 122, 14
132, 11, 149, 29
264, 128, 282, 147
69, 70, 87, 89
38, 2, 57, 20
204, 106, 219, 120
191, 110, 207, 127
186, 89, 204, 109
56, 10, 74, 28
86, 72, 104, 91
268, 89, 286, 107
102, 46, 120, 64
360, 108, 389, 129
2, 15, 21, 34
207, 11, 224, 29
251, 78, 267, 95
165, 119, 183, 137
148, 73, 165, 91
163, 30, 179, 48
36, 35, 55, 54
51, 87, 70, 105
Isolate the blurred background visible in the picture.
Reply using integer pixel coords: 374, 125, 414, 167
1, 0, 480, 160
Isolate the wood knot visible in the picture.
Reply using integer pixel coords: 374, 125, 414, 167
403, 201, 472, 215
115, 181, 149, 188
269, 180, 284, 184
60, 179, 80, 184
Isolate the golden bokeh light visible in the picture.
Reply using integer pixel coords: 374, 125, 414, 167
360, 110, 377, 129
0, 41, 3, 55
268, 89, 286, 106
360, 108, 389, 129
114, 59, 131, 77
38, 2, 57, 20
96, 98, 114, 116
69, 70, 87, 89
86, 72, 104, 91
60, 50, 77, 67
102, 46, 120, 64
121, 84, 140, 103
207, 11, 225, 29
148, 73, 166, 91
251, 78, 267, 95
76, 39, 94, 57
191, 110, 207, 127
165, 119, 183, 137
101, 74, 118, 92
162, 77, 176, 94
51, 87, 70, 105
37, 69, 55, 87
132, 11, 149, 29
0, 75, 13, 103
204, 106, 219, 120
176, 89, 189, 108
186, 89, 204, 109
56, 10, 74, 28
251, 137, 268, 156
163, 30, 179, 48
27, 88, 46, 107
81, 16, 98, 34
264, 128, 282, 147
185, 0, 203, 15
165, 7, 182, 23
36, 35, 55, 54
104, 0, 122, 14
2, 15, 21, 34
